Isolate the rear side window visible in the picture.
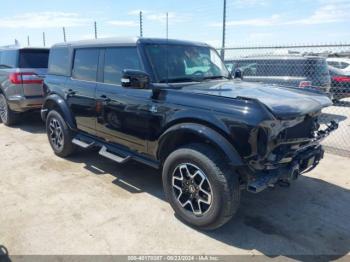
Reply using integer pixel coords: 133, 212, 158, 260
104, 47, 141, 85
72, 49, 99, 81
19, 49, 49, 68
48, 47, 70, 75
0, 50, 18, 68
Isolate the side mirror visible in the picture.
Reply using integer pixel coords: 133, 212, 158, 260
233, 68, 243, 79
121, 69, 150, 89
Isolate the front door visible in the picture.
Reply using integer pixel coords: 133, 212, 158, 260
95, 47, 153, 154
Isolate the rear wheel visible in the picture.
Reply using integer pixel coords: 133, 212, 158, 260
0, 94, 19, 126
162, 143, 241, 230
46, 110, 76, 157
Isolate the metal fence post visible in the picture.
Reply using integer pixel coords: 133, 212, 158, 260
139, 11, 143, 37
63, 27, 67, 42
166, 12, 169, 39
220, 0, 227, 60
94, 21, 98, 39
43, 32, 46, 47
27, 36, 30, 46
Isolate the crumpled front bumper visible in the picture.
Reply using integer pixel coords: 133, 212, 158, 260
245, 120, 338, 193
247, 145, 324, 193
250, 120, 339, 170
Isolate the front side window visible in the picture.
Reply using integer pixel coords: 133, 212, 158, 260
145, 44, 230, 83
104, 47, 141, 85
72, 49, 99, 81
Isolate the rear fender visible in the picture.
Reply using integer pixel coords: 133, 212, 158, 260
42, 94, 76, 129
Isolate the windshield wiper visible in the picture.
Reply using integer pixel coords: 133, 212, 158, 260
159, 77, 201, 83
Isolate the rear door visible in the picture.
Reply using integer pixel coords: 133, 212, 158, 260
18, 49, 49, 97
65, 48, 99, 135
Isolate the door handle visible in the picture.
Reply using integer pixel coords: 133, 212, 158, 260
100, 95, 111, 102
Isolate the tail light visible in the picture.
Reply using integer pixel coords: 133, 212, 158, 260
299, 81, 312, 88
9, 72, 43, 85
332, 76, 350, 83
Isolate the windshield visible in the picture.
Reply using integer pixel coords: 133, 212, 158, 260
145, 44, 230, 83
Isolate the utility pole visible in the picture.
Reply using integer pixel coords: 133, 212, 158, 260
139, 11, 143, 37
42, 32, 46, 47
27, 36, 30, 46
166, 12, 169, 39
94, 21, 98, 39
220, 0, 227, 59
63, 27, 67, 42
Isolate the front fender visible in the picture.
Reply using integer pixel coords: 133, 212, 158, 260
41, 94, 76, 129
158, 123, 244, 166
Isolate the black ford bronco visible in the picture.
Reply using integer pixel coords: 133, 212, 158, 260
42, 38, 337, 229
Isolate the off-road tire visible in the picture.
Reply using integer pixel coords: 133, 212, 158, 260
46, 110, 76, 157
162, 143, 241, 230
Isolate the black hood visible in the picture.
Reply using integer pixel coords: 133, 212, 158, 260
180, 80, 332, 119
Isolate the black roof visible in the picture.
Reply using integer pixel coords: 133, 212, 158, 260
52, 37, 211, 49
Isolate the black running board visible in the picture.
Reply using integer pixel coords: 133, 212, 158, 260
71, 133, 160, 169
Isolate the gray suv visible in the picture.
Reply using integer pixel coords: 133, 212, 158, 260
0, 47, 49, 126
225, 55, 331, 95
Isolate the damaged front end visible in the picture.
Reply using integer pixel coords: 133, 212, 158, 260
245, 112, 338, 193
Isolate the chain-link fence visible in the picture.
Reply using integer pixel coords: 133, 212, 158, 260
218, 44, 350, 157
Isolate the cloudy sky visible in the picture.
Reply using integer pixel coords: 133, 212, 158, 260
0, 0, 349, 48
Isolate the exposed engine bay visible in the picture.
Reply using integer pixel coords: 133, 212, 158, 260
245, 111, 338, 193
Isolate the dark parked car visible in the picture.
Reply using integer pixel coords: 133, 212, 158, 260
42, 38, 337, 229
328, 65, 350, 101
0, 47, 49, 125
225, 55, 331, 95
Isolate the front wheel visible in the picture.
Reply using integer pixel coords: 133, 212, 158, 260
46, 110, 76, 157
162, 143, 241, 230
